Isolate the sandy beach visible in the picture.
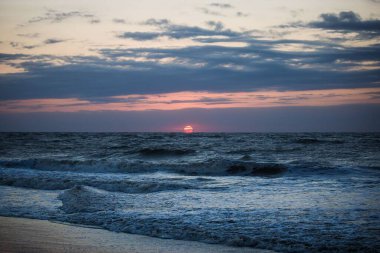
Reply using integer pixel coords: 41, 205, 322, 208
0, 216, 275, 253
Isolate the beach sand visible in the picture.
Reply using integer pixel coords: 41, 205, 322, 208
0, 216, 275, 253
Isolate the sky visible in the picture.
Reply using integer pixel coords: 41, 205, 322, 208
0, 0, 379, 132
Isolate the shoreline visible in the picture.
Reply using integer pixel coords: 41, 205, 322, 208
0, 216, 276, 253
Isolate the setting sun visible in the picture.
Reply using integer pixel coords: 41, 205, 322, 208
183, 125, 193, 134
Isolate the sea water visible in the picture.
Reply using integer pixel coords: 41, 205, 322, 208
0, 133, 379, 252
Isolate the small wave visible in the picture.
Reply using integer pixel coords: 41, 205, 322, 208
294, 138, 344, 144
240, 155, 252, 160
226, 163, 287, 176
0, 158, 97, 172
226, 148, 256, 155
138, 148, 195, 156
0, 158, 150, 173
107, 145, 132, 150
58, 185, 119, 213
171, 159, 288, 177
228, 147, 301, 155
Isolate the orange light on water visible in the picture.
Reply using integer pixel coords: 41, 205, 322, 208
183, 125, 193, 134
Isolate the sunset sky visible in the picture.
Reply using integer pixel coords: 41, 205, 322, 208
0, 0, 379, 131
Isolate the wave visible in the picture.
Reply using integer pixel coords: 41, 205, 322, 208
0, 168, 206, 193
0, 158, 288, 176
3, 157, 373, 178
56, 184, 374, 252
56, 185, 265, 247
226, 163, 287, 176
58, 185, 119, 213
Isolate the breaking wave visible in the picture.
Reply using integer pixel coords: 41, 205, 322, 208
0, 168, 208, 193
0, 158, 288, 176
58, 185, 119, 213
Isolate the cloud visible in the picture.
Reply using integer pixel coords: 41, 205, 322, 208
199, 8, 224, 16
206, 21, 224, 31
10, 42, 20, 48
89, 19, 101, 24
6, 38, 65, 50
44, 38, 66, 44
236, 12, 249, 17
2, 13, 380, 101
9, 41, 40, 49
24, 9, 100, 25
209, 3, 233, 9
113, 18, 127, 24
308, 11, 380, 32
0, 53, 25, 61
143, 18, 170, 26
117, 32, 161, 41
0, 36, 379, 101
280, 11, 380, 40
2, 88, 379, 113
23, 45, 38, 49
290, 9, 304, 18
279, 11, 380, 40
17, 33, 40, 38
118, 19, 240, 41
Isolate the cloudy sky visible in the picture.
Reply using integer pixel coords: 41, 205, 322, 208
0, 0, 379, 131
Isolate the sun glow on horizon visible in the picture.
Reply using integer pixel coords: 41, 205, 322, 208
183, 125, 193, 134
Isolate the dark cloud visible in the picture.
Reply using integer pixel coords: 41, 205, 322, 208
0, 37, 379, 101
23, 45, 38, 49
308, 11, 380, 32
1, 14, 380, 101
118, 19, 240, 41
44, 38, 65, 44
118, 32, 161, 41
0, 53, 25, 60
209, 3, 233, 9
280, 11, 380, 40
281, 11, 380, 40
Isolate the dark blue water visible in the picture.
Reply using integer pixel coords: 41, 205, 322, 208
0, 133, 379, 252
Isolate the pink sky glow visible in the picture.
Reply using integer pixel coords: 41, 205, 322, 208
1, 88, 379, 113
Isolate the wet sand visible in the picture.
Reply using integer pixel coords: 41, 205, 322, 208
0, 216, 276, 253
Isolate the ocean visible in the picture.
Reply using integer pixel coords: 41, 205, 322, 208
0, 132, 379, 252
